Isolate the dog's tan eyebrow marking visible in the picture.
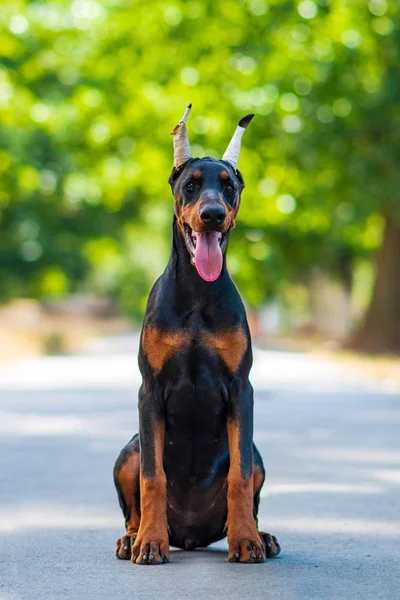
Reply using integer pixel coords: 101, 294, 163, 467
220, 170, 230, 180
192, 170, 202, 179
201, 329, 248, 373
142, 326, 190, 373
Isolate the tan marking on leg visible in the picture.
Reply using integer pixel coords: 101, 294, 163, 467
133, 421, 169, 564
142, 326, 189, 373
118, 452, 141, 536
226, 421, 264, 563
226, 421, 254, 530
253, 463, 264, 495
202, 329, 247, 373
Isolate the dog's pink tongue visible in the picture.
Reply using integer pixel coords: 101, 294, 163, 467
194, 231, 223, 282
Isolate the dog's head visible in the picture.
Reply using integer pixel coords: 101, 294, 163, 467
169, 106, 253, 282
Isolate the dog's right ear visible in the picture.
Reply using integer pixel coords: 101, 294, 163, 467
168, 159, 192, 190
168, 167, 181, 189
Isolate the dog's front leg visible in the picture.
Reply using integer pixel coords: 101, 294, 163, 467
131, 385, 169, 565
226, 381, 265, 563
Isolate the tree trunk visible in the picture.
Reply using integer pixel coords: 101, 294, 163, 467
352, 212, 400, 354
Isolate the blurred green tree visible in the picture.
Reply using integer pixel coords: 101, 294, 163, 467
0, 0, 399, 349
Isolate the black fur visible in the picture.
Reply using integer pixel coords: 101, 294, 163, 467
114, 157, 270, 552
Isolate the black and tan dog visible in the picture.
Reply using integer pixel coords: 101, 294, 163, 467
114, 106, 281, 564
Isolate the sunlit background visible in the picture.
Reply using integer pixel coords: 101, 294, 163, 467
1, 5, 400, 595
1, 0, 400, 359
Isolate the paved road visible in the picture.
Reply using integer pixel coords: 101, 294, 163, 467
0, 336, 399, 600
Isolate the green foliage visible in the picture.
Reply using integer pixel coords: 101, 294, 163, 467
1, 0, 399, 314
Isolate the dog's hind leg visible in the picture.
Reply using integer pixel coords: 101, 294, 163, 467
114, 434, 141, 560
252, 443, 281, 558
252, 443, 265, 524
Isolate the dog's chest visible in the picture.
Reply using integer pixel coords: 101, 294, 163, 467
164, 379, 229, 480
165, 378, 226, 434
141, 324, 248, 376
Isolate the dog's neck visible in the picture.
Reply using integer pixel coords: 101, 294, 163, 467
165, 217, 230, 304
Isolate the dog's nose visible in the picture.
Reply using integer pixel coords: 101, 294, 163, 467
200, 205, 226, 227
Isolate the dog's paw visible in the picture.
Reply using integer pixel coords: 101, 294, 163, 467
115, 534, 136, 560
131, 536, 169, 565
228, 532, 266, 563
259, 531, 281, 558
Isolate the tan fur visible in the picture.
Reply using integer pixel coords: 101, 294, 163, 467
226, 421, 263, 561
253, 463, 264, 494
142, 326, 190, 373
202, 328, 247, 373
133, 421, 169, 563
178, 200, 204, 234
117, 452, 141, 536
175, 193, 237, 242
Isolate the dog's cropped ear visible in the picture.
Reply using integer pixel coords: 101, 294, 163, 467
168, 167, 181, 189
235, 168, 245, 191
168, 159, 193, 190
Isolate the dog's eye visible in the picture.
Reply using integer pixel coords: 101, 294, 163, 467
224, 183, 234, 193
186, 182, 197, 191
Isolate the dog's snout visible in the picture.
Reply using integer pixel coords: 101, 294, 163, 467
200, 205, 226, 227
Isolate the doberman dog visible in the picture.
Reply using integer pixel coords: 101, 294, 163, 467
113, 106, 281, 564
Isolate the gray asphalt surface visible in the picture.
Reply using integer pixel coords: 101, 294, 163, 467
0, 336, 399, 600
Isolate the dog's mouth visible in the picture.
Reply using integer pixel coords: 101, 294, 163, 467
184, 223, 228, 282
